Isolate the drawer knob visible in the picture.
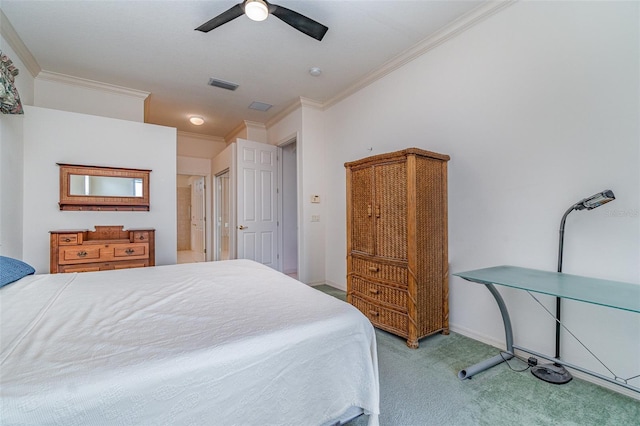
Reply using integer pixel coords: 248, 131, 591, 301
64, 238, 71, 242
125, 248, 135, 255
368, 266, 379, 272
138, 235, 145, 240
368, 288, 380, 295
77, 251, 87, 257
368, 310, 380, 317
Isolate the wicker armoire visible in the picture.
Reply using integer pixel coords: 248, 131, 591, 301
345, 148, 450, 348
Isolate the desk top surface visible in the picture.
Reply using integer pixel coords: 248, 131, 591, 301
453, 266, 640, 313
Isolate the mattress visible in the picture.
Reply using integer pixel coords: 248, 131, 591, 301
0, 259, 379, 425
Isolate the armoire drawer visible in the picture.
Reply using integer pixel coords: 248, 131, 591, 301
351, 257, 408, 286
350, 295, 408, 338
351, 276, 407, 311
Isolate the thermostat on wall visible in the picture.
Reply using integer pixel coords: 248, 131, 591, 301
311, 195, 320, 203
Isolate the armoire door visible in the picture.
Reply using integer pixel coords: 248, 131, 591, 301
349, 166, 375, 256
374, 161, 407, 261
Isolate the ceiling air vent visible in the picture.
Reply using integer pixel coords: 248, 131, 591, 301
249, 101, 272, 112
208, 78, 239, 91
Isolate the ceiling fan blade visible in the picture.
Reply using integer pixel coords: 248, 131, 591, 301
270, 4, 328, 41
195, 3, 244, 33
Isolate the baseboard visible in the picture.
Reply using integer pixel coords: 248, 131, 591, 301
306, 279, 330, 287
450, 323, 640, 401
318, 279, 346, 291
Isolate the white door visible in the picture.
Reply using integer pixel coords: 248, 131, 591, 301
236, 139, 279, 268
191, 176, 206, 260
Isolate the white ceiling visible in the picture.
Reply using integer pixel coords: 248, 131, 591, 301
2, 0, 486, 138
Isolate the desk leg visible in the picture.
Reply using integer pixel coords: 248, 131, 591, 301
458, 283, 514, 380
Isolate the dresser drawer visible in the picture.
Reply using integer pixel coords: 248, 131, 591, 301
351, 295, 408, 338
351, 276, 407, 311
57, 233, 80, 245
351, 257, 408, 286
61, 265, 101, 273
112, 243, 147, 258
113, 261, 148, 270
60, 246, 101, 263
132, 231, 150, 243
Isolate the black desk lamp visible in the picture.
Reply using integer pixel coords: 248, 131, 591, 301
531, 189, 616, 384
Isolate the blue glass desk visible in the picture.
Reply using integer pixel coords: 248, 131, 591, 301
453, 266, 640, 393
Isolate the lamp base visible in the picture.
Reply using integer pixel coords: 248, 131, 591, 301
531, 363, 573, 384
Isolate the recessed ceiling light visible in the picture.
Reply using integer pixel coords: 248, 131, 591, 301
309, 67, 322, 77
189, 116, 204, 125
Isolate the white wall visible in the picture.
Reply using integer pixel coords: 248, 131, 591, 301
177, 131, 227, 159
34, 72, 147, 122
22, 106, 177, 272
0, 33, 34, 258
0, 113, 25, 258
320, 1, 639, 392
268, 104, 327, 284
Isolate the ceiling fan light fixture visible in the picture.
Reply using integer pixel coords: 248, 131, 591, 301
189, 116, 205, 126
244, 0, 269, 22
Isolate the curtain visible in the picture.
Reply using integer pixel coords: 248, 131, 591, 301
0, 50, 24, 114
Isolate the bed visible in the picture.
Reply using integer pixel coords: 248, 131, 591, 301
0, 259, 380, 425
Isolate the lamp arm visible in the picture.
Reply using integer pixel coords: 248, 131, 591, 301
554, 204, 577, 360
557, 205, 577, 273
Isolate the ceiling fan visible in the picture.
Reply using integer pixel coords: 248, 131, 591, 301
195, 0, 329, 41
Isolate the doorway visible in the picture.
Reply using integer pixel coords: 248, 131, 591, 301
177, 174, 206, 264
279, 139, 298, 279
210, 139, 299, 277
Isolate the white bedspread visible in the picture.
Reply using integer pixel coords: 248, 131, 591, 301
0, 260, 379, 425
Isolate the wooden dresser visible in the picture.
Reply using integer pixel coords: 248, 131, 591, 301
345, 148, 450, 348
50, 226, 155, 273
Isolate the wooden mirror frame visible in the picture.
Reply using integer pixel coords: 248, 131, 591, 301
58, 163, 151, 211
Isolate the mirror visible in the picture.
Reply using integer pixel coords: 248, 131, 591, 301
69, 175, 143, 197
58, 163, 151, 211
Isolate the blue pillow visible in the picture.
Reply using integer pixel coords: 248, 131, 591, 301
0, 256, 35, 288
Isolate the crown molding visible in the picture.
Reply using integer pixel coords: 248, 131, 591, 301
266, 99, 302, 129
266, 96, 324, 130
225, 121, 247, 142
324, 0, 515, 109
177, 130, 226, 143
244, 120, 266, 131
299, 97, 324, 110
36, 70, 150, 99
1, 10, 41, 77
